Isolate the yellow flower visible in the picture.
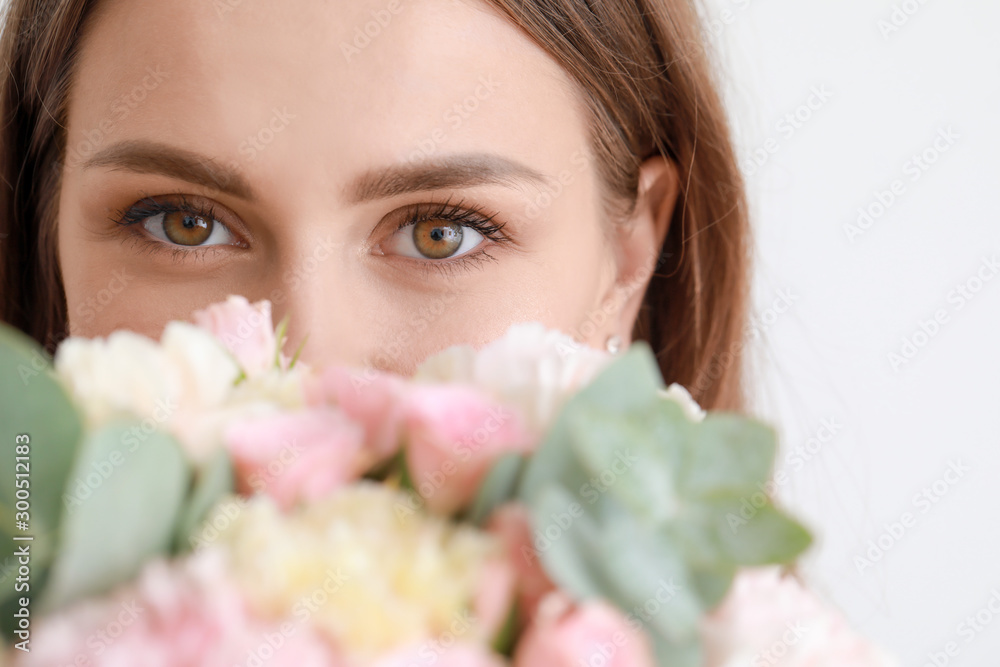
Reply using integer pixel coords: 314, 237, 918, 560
216, 483, 504, 657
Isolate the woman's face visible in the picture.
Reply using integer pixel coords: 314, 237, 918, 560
58, 0, 672, 372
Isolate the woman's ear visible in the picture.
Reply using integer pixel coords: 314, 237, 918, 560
602, 154, 681, 346
605, 155, 680, 345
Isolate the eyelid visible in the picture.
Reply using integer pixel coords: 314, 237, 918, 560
373, 199, 508, 259
114, 193, 251, 249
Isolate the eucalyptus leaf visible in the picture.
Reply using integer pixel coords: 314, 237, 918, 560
173, 447, 234, 553
0, 323, 83, 588
672, 499, 812, 568
467, 452, 525, 525
519, 343, 665, 504
677, 413, 777, 498
517, 408, 593, 507
530, 485, 613, 600
584, 497, 704, 643
39, 420, 189, 611
511, 343, 813, 662
568, 342, 664, 414
568, 410, 679, 521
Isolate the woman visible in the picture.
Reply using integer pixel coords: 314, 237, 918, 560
0, 0, 749, 411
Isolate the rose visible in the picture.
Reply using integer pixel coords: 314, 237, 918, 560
402, 384, 534, 514
513, 593, 656, 667
192, 295, 282, 376
224, 408, 365, 510
305, 365, 408, 465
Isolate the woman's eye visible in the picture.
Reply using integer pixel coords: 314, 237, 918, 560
142, 210, 237, 247
383, 219, 486, 260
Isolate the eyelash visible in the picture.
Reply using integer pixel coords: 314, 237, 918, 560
390, 197, 512, 275
111, 195, 513, 274
112, 195, 242, 262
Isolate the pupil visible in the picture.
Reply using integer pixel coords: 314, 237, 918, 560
430, 227, 445, 242
183, 215, 198, 229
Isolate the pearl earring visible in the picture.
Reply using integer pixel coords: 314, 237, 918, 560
605, 334, 622, 355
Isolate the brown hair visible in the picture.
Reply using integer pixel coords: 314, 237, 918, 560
0, 0, 750, 410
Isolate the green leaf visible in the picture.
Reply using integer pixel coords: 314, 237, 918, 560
530, 485, 615, 600
173, 447, 233, 553
39, 420, 189, 611
569, 410, 680, 521
673, 500, 812, 568
569, 342, 665, 414
520, 343, 668, 505
467, 453, 525, 526
511, 340, 814, 662
587, 498, 704, 643
0, 324, 82, 604
676, 413, 777, 498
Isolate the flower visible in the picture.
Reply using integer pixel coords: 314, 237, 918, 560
414, 322, 611, 432
372, 642, 507, 667
700, 567, 899, 666
513, 593, 655, 667
54, 322, 242, 461
305, 365, 408, 465
224, 407, 366, 510
402, 384, 534, 514
486, 503, 556, 627
16, 550, 337, 667
192, 295, 282, 376
214, 485, 513, 659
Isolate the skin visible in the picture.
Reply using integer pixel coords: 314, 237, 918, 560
58, 0, 679, 373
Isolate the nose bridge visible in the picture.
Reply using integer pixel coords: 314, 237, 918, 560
270, 232, 357, 367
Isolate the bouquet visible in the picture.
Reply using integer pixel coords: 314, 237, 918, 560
0, 296, 896, 666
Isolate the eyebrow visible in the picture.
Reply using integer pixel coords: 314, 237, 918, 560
346, 153, 553, 204
82, 140, 256, 201
82, 140, 553, 204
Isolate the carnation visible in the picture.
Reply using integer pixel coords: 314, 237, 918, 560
700, 567, 898, 666
17, 549, 336, 667
414, 321, 611, 432
213, 484, 513, 659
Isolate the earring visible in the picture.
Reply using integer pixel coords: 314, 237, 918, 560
605, 334, 623, 355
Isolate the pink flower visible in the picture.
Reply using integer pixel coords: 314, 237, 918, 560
372, 642, 507, 667
224, 408, 365, 510
486, 503, 556, 627
700, 567, 899, 666
17, 550, 339, 667
193, 295, 281, 376
402, 384, 534, 515
513, 594, 655, 667
305, 365, 408, 465
473, 555, 517, 643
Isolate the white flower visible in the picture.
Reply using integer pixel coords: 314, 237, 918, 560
414, 322, 612, 431
55, 323, 239, 446
54, 321, 309, 463
659, 383, 706, 422
700, 567, 899, 666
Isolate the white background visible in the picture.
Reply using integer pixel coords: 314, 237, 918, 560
703, 0, 1000, 663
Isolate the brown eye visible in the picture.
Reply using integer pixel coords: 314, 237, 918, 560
141, 209, 237, 247
163, 211, 213, 245
412, 220, 464, 259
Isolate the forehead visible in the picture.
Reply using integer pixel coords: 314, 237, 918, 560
67, 0, 589, 193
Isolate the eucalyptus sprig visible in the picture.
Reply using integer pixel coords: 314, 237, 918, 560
473, 343, 812, 666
